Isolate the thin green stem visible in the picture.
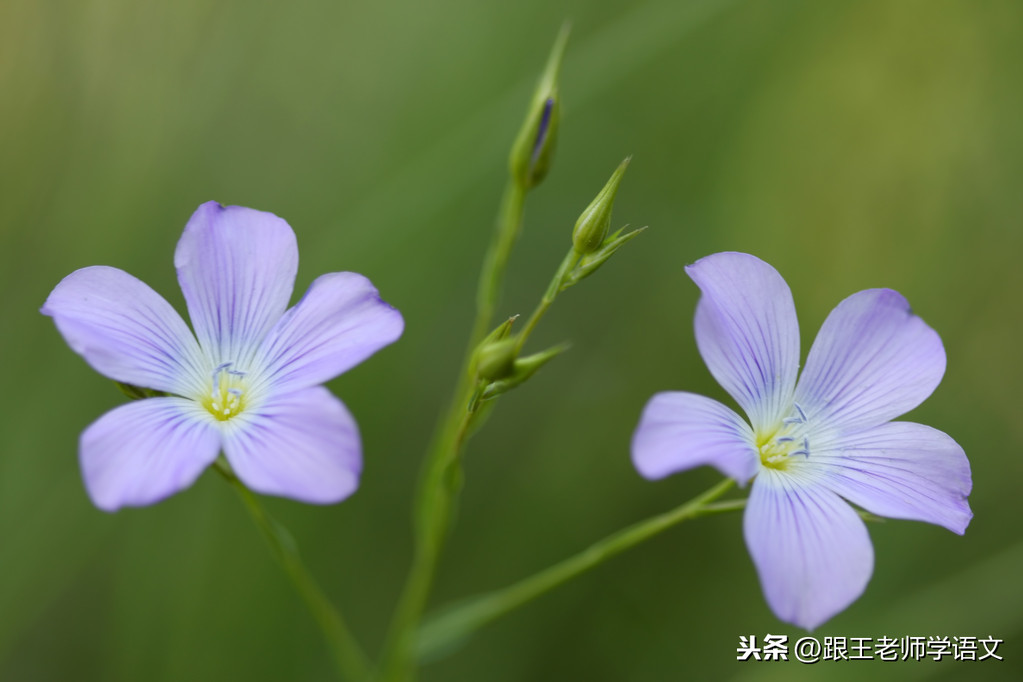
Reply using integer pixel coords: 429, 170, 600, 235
416, 479, 738, 659
378, 176, 529, 682
474, 179, 527, 348
216, 463, 371, 682
699, 498, 747, 515
513, 248, 580, 353
377, 403, 478, 680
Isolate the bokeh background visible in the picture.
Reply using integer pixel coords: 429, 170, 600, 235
2, 0, 1021, 680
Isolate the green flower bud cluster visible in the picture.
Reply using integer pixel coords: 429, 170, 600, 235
472, 26, 645, 408
472, 154, 645, 402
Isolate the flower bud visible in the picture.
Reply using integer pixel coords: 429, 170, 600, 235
572, 157, 630, 254
509, 25, 569, 189
481, 342, 570, 400
476, 338, 518, 381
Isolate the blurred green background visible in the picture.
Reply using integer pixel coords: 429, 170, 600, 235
2, 0, 1021, 679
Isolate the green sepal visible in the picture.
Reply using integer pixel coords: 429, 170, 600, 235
115, 382, 167, 400
508, 24, 569, 190
563, 225, 647, 288
480, 342, 570, 400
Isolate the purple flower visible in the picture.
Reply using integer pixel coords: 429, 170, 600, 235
631, 252, 971, 629
42, 202, 404, 511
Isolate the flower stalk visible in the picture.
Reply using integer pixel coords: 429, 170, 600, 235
380, 25, 650, 680
377, 182, 529, 679
378, 29, 570, 682
215, 461, 371, 682
512, 248, 580, 353
416, 478, 739, 659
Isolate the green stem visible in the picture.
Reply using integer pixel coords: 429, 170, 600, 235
376, 404, 477, 681
378, 176, 529, 682
473, 178, 527, 347
216, 463, 371, 682
416, 479, 738, 659
514, 248, 580, 353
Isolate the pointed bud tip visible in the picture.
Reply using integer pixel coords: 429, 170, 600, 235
481, 315, 519, 346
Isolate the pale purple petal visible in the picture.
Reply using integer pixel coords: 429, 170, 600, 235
808, 422, 972, 534
223, 386, 360, 504
744, 469, 873, 629
795, 289, 945, 433
175, 201, 298, 365
42, 266, 206, 395
687, 252, 800, 432
254, 272, 404, 392
81, 398, 221, 511
631, 392, 758, 484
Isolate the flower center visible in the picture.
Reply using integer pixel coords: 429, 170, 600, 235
201, 362, 249, 422
756, 402, 811, 471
